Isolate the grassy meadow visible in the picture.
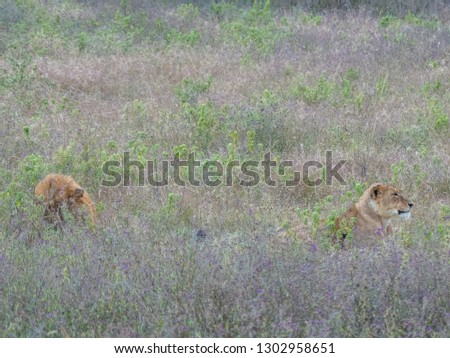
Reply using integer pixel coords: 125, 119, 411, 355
1, 0, 449, 337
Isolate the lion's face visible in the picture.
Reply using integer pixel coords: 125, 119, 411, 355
66, 187, 85, 207
369, 183, 413, 219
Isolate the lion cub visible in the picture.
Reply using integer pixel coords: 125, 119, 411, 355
35, 174, 96, 225
334, 183, 413, 247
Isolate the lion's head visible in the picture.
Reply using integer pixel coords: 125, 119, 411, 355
369, 183, 413, 219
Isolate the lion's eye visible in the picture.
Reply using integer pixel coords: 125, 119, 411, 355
392, 193, 398, 196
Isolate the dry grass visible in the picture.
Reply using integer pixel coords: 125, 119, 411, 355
0, 0, 449, 337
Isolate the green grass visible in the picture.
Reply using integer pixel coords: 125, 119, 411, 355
1, 0, 449, 338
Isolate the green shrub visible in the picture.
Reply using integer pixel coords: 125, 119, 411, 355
175, 76, 213, 104
222, 0, 291, 55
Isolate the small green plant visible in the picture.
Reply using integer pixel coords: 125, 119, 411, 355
54, 144, 76, 173
165, 28, 200, 47
19, 154, 48, 191
379, 13, 440, 30
2, 55, 35, 89
241, 90, 288, 153
223, 0, 290, 55
78, 31, 88, 52
339, 181, 366, 206
119, 0, 131, 16
295, 196, 330, 233
353, 181, 366, 197
107, 3, 150, 51
259, 88, 278, 107
210, 1, 238, 21
422, 79, 443, 95
300, 13, 322, 26
51, 142, 104, 184
247, 130, 256, 153
295, 207, 311, 226
436, 222, 449, 242
23, 126, 30, 139
183, 102, 221, 152
176, 3, 200, 21
196, 103, 216, 150
341, 67, 359, 100
175, 76, 213, 104
428, 97, 448, 130
0, 154, 48, 225
226, 130, 239, 161
123, 100, 149, 127
107, 140, 118, 151
427, 60, 439, 70
114, 8, 132, 32
375, 74, 389, 98
167, 192, 181, 206
173, 143, 188, 158
292, 74, 335, 104
353, 91, 365, 110
437, 205, 450, 242
127, 131, 150, 161
412, 163, 426, 187
283, 64, 293, 77
379, 15, 399, 28
403, 13, 440, 30
391, 160, 405, 183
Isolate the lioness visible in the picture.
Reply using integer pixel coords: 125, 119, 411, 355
334, 183, 413, 247
35, 174, 96, 225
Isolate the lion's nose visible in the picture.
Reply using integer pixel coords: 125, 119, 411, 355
409, 203, 413, 208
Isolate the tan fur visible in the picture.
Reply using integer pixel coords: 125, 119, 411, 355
35, 174, 96, 225
334, 183, 413, 247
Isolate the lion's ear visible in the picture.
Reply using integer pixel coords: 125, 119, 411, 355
74, 188, 84, 198
370, 184, 383, 199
